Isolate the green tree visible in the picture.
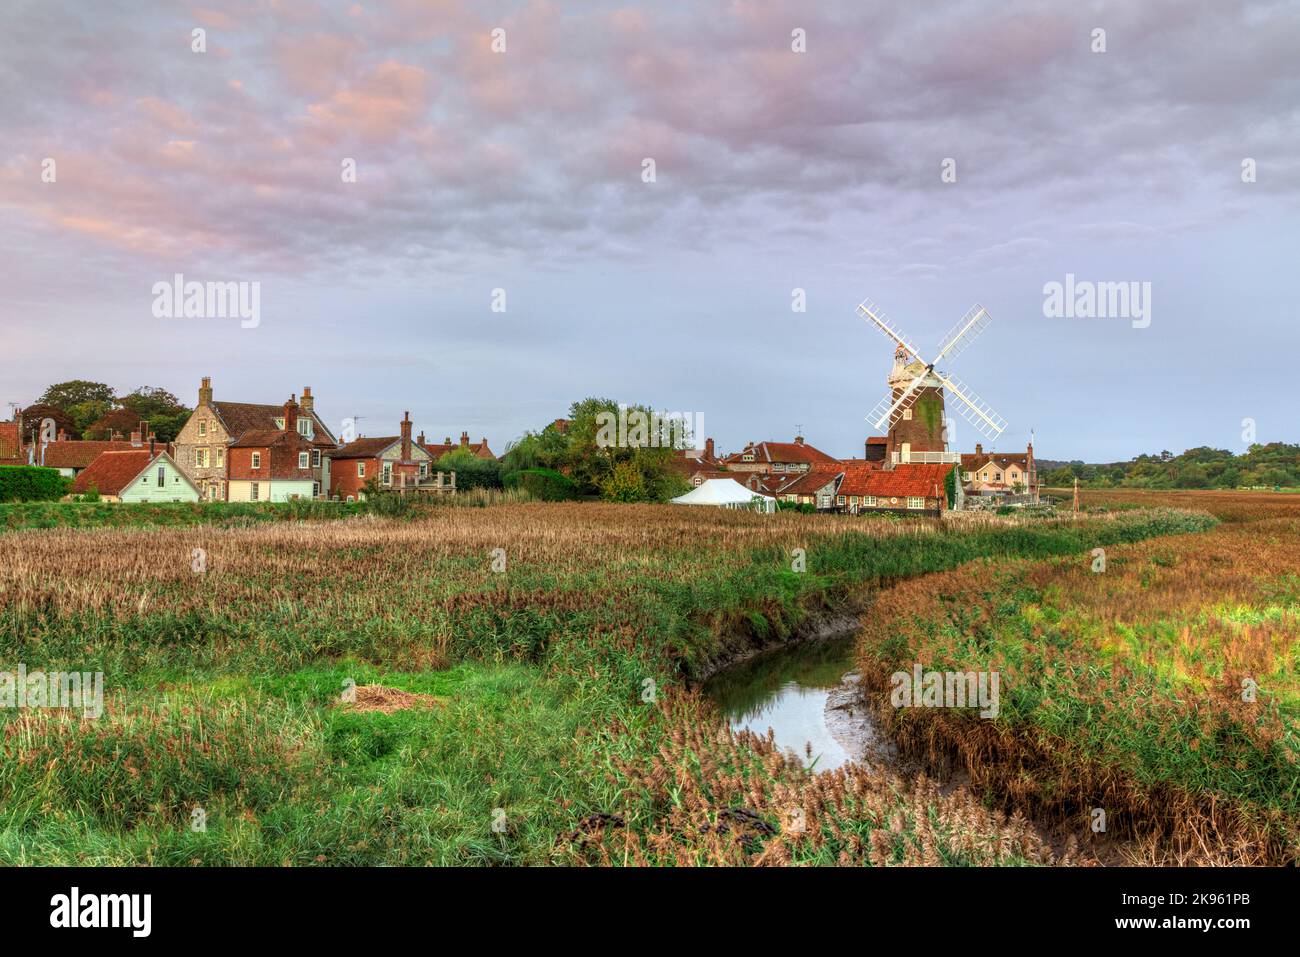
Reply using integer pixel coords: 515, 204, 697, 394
119, 386, 192, 442
437, 448, 503, 490
34, 380, 117, 410
600, 460, 648, 503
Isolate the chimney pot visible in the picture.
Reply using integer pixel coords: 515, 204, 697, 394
975, 443, 983, 456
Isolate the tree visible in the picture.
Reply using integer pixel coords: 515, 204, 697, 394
437, 448, 503, 490
601, 460, 648, 502
17, 403, 77, 445
118, 386, 192, 442
34, 380, 117, 410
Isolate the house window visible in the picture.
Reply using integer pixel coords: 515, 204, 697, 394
251, 452, 261, 469
850, 496, 859, 505
357, 463, 365, 477
836, 495, 846, 506
311, 449, 321, 467
196, 448, 209, 468
313, 482, 320, 497
902, 409, 912, 420
907, 496, 924, 509
382, 463, 392, 486
346, 495, 355, 503
864, 496, 877, 507
994, 472, 1003, 482
964, 472, 973, 481
742, 453, 754, 462
251, 482, 259, 501
157, 467, 166, 488
297, 419, 314, 438
216, 447, 224, 467
198, 420, 207, 437
298, 452, 309, 469
419, 462, 427, 479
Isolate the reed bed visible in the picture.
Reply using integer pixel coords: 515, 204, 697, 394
0, 499, 1218, 865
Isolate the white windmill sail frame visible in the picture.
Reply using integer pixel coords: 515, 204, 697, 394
858, 297, 1007, 441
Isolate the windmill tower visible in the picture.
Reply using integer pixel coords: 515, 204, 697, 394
858, 300, 1007, 467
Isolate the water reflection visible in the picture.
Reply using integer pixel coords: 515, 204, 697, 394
704, 634, 857, 771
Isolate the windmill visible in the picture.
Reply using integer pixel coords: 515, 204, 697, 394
857, 299, 1007, 451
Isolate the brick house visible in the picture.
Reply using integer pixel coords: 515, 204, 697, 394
0, 410, 25, 466
719, 436, 839, 476
836, 462, 959, 515
33, 422, 157, 478
173, 377, 337, 500
775, 469, 843, 509
329, 413, 450, 501
225, 398, 320, 502
71, 446, 199, 503
961, 442, 1038, 499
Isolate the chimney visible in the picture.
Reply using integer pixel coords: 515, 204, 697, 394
975, 443, 983, 457
795, 435, 804, 446
444, 436, 451, 446
417, 431, 425, 445
401, 412, 412, 460
705, 437, 715, 459
459, 431, 469, 448
300, 386, 314, 413
130, 430, 142, 447
139, 420, 149, 442
282, 396, 298, 436
149, 437, 156, 457
199, 376, 213, 406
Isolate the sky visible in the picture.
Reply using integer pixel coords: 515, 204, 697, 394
2, 0, 1298, 462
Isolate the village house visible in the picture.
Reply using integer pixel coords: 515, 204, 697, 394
71, 446, 199, 503
836, 462, 958, 516
36, 423, 158, 478
720, 436, 839, 476
173, 377, 337, 500
330, 413, 454, 501
961, 442, 1038, 499
0, 410, 26, 467
224, 398, 321, 502
775, 469, 843, 509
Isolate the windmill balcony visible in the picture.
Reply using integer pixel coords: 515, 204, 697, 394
891, 450, 963, 466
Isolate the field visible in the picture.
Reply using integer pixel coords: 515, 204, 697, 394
860, 490, 1300, 864
0, 497, 1253, 865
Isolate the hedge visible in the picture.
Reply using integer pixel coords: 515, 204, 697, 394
503, 467, 578, 501
0, 466, 71, 502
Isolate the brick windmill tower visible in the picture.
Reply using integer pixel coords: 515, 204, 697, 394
857, 299, 1008, 467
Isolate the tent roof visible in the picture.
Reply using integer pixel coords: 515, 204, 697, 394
671, 477, 774, 505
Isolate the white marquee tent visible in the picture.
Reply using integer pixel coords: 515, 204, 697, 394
670, 478, 776, 513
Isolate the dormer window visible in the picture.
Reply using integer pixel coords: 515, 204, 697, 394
297, 419, 313, 438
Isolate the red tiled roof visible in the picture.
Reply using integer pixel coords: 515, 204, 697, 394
41, 440, 140, 470
71, 450, 155, 496
960, 453, 1031, 471
332, 437, 401, 459
775, 468, 842, 496
838, 463, 954, 499
720, 440, 838, 467
0, 421, 21, 465
210, 401, 337, 447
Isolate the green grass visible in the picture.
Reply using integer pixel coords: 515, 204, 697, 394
0, 505, 1217, 865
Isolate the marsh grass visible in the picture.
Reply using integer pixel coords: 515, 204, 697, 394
0, 500, 1217, 864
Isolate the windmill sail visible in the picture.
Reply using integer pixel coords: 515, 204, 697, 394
933, 370, 1006, 438
858, 300, 924, 362
935, 304, 990, 364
